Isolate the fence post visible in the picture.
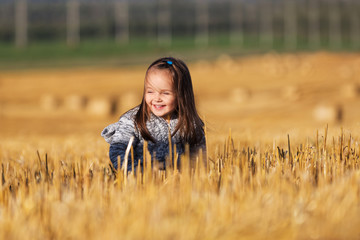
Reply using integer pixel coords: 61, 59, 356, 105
259, 0, 273, 49
114, 0, 129, 44
195, 0, 208, 46
67, 0, 80, 46
349, 1, 359, 50
308, 0, 321, 49
157, 0, 171, 46
328, 0, 341, 49
245, 2, 258, 47
230, 0, 244, 46
15, 0, 27, 48
284, 0, 297, 50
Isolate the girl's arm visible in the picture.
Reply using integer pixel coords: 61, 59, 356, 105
101, 109, 139, 169
190, 129, 207, 161
109, 142, 135, 170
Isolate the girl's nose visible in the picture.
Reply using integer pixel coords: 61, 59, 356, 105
154, 93, 162, 101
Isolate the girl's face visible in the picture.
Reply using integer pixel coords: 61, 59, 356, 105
144, 69, 176, 120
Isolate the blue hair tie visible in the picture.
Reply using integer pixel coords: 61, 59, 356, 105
166, 60, 173, 65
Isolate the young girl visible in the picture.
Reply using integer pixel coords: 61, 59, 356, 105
101, 57, 206, 171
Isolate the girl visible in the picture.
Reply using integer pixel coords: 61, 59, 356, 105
101, 57, 205, 171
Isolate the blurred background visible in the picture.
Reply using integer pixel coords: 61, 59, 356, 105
0, 0, 359, 141
1, 0, 359, 65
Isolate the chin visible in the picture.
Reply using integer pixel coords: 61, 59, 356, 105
154, 112, 169, 118
152, 110, 172, 118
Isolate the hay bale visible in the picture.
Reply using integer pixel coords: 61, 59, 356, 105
340, 83, 359, 99
299, 62, 313, 77
353, 58, 360, 75
282, 85, 300, 101
63, 94, 87, 112
229, 88, 251, 103
216, 54, 239, 73
283, 54, 300, 71
117, 92, 140, 114
40, 94, 60, 111
86, 97, 112, 116
261, 53, 284, 76
337, 65, 354, 79
313, 104, 342, 123
193, 60, 212, 72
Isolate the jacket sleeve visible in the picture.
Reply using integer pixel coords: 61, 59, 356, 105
109, 143, 127, 170
190, 128, 207, 161
101, 112, 139, 169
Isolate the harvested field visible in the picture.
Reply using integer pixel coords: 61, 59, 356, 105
0, 52, 360, 239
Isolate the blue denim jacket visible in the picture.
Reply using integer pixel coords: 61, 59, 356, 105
101, 106, 206, 171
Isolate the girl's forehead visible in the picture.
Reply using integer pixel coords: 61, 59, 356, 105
146, 68, 171, 78
145, 69, 173, 87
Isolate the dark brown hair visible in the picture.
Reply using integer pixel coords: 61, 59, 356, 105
135, 57, 204, 145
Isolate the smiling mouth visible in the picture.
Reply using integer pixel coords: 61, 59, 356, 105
153, 104, 166, 110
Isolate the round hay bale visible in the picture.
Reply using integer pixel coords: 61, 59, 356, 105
282, 85, 300, 101
86, 97, 112, 116
216, 54, 239, 73
229, 88, 251, 103
340, 83, 359, 99
283, 54, 300, 71
63, 94, 87, 112
40, 94, 60, 111
117, 92, 140, 114
193, 60, 212, 72
313, 104, 342, 123
261, 53, 284, 76
262, 52, 280, 63
353, 58, 360, 75
337, 65, 354, 79
299, 62, 313, 77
